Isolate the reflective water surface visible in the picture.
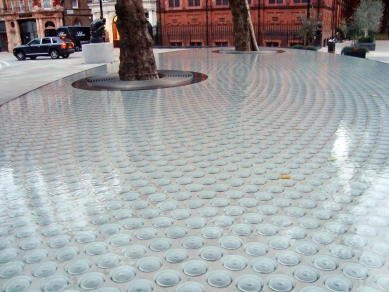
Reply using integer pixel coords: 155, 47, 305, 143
0, 49, 389, 291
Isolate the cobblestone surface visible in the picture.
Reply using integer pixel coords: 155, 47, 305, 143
0, 48, 389, 291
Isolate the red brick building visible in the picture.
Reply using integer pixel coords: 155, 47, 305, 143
62, 0, 92, 27
156, 0, 357, 47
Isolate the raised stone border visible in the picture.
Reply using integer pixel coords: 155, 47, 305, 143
82, 43, 115, 64
213, 49, 285, 54
72, 70, 208, 91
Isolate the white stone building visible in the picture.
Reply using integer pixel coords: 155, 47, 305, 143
88, 0, 157, 47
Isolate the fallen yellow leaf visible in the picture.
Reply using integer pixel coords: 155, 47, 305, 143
280, 175, 291, 179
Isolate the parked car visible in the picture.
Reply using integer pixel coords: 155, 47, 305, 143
57, 26, 90, 51
13, 37, 75, 61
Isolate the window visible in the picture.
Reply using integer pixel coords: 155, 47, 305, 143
277, 0, 283, 3
215, 41, 228, 46
43, 0, 50, 8
19, 0, 25, 11
272, 17, 278, 21
188, 0, 200, 6
269, 0, 275, 3
74, 20, 81, 25
29, 39, 40, 45
247, 0, 251, 3
52, 38, 60, 43
28, 0, 32, 10
42, 38, 51, 44
266, 42, 279, 47
190, 42, 202, 46
169, 0, 180, 7
170, 42, 182, 46
72, 0, 78, 8
10, 0, 15, 11
216, 0, 228, 5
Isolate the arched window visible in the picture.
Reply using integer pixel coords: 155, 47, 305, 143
74, 20, 81, 26
44, 21, 56, 37
45, 21, 55, 28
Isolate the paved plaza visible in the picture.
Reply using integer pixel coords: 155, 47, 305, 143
319, 40, 389, 64
0, 46, 389, 292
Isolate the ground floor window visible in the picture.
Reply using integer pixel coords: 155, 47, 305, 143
215, 41, 228, 46
170, 42, 182, 46
266, 42, 279, 47
190, 42, 202, 46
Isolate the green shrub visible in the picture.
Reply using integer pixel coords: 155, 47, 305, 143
341, 46, 369, 54
305, 46, 318, 51
292, 45, 318, 51
357, 35, 375, 43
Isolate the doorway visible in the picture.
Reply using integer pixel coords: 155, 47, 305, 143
18, 19, 38, 44
112, 15, 120, 47
0, 21, 7, 51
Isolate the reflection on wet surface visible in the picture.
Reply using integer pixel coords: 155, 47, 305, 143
0, 48, 389, 291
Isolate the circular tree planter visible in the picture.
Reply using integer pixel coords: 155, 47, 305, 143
72, 70, 208, 91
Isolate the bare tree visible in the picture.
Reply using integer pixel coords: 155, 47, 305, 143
229, 0, 259, 51
298, 9, 321, 46
115, 0, 159, 81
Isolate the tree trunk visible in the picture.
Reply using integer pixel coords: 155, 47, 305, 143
229, 0, 259, 51
115, 0, 159, 81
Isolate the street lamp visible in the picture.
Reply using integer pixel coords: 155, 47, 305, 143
307, 0, 310, 18
205, 0, 209, 46
98, 0, 105, 42
315, 0, 322, 46
157, 0, 162, 45
99, 0, 103, 19
61, 0, 66, 26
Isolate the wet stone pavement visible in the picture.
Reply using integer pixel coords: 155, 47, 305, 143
0, 49, 389, 292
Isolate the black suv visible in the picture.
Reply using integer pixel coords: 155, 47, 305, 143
13, 37, 75, 60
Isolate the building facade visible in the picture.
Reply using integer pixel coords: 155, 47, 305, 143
0, 0, 92, 51
62, 0, 92, 27
88, 0, 157, 47
156, 0, 357, 47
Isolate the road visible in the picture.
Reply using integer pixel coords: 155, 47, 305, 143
0, 51, 106, 105
0, 48, 181, 106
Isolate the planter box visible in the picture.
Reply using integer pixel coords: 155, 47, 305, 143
343, 51, 366, 58
356, 41, 375, 51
